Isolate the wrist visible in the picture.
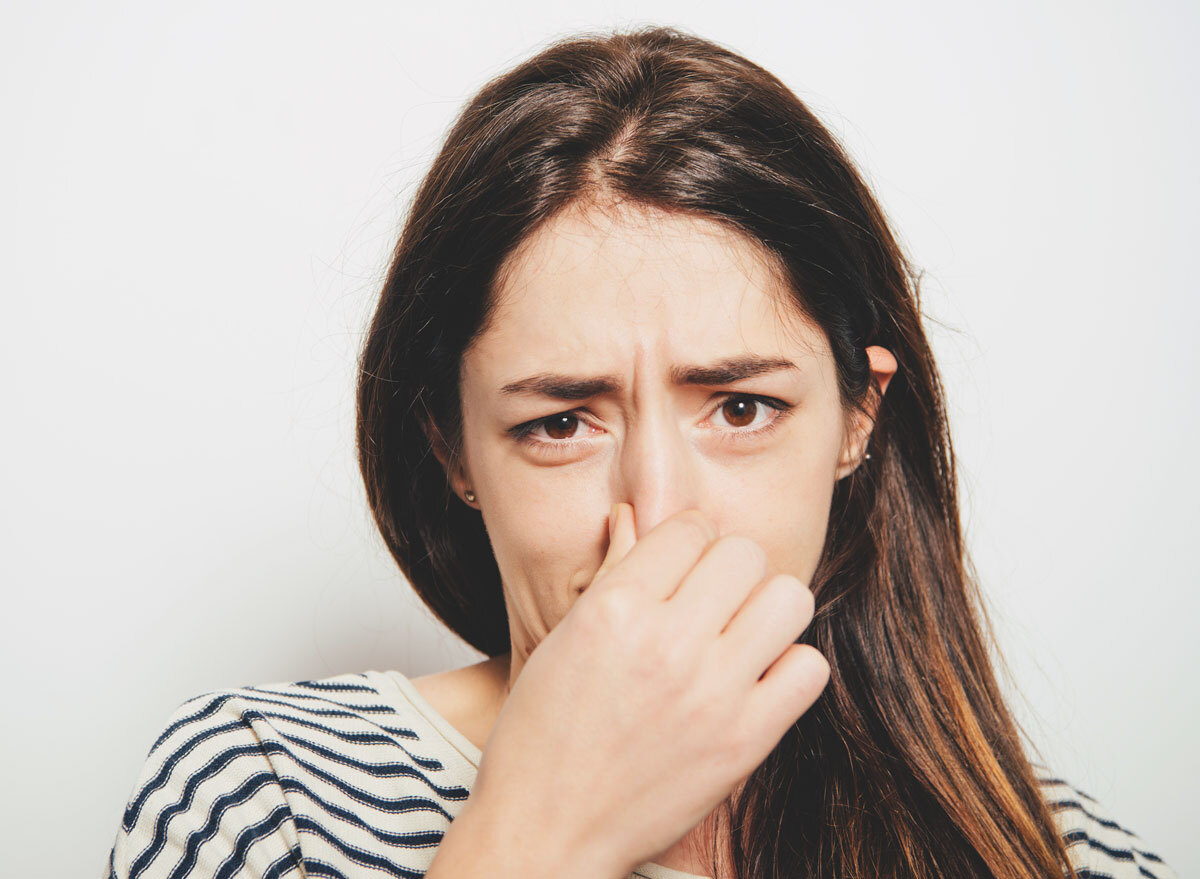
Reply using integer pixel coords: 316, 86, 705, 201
448, 792, 628, 879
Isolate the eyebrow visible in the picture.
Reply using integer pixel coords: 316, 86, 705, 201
499, 355, 800, 400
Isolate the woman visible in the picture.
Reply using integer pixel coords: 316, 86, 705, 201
104, 25, 1176, 879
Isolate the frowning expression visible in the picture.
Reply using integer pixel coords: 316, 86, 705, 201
441, 196, 890, 656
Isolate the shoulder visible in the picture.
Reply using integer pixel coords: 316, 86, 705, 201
131, 671, 429, 789
1031, 763, 1178, 879
152, 671, 424, 741
106, 671, 469, 879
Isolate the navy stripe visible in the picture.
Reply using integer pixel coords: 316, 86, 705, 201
245, 732, 467, 808
1049, 796, 1141, 840
240, 724, 467, 793
213, 804, 298, 879
222, 690, 419, 738
125, 719, 247, 829
166, 773, 281, 879
149, 689, 419, 753
1040, 773, 1169, 872
245, 712, 452, 779
253, 709, 446, 771
240, 685, 399, 714
108, 676, 1175, 879
177, 690, 420, 737
293, 678, 379, 693
300, 860, 349, 879
302, 784, 454, 822
127, 697, 426, 828
1076, 865, 1161, 879
128, 744, 280, 879
293, 815, 425, 879
1064, 828, 1138, 863
150, 694, 237, 753
274, 776, 445, 849
261, 845, 305, 879
134, 732, 462, 871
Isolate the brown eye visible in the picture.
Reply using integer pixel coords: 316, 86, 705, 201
720, 397, 759, 428
543, 413, 581, 440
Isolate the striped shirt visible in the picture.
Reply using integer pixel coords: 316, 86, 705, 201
103, 670, 1177, 879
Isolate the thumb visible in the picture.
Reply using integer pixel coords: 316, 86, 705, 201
593, 502, 638, 585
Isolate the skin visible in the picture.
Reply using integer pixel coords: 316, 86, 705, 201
424, 193, 897, 875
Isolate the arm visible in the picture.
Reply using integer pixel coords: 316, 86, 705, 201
104, 691, 303, 879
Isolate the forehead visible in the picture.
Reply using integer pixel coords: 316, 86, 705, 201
468, 199, 827, 373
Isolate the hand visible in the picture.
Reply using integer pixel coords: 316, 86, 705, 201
466, 503, 830, 877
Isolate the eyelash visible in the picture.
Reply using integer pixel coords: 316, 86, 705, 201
507, 393, 795, 457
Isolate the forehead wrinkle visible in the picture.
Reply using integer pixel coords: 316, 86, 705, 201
478, 201, 826, 387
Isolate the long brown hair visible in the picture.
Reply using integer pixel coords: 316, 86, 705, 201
356, 25, 1077, 879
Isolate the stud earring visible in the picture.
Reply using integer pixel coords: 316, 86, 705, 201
464, 489, 476, 503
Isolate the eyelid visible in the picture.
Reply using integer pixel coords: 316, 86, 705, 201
509, 392, 792, 446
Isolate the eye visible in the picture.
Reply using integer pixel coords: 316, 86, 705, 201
711, 395, 780, 431
506, 411, 599, 449
533, 412, 590, 441
508, 393, 793, 455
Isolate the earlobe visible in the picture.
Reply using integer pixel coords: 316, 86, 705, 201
442, 458, 478, 508
419, 415, 476, 507
442, 458, 476, 508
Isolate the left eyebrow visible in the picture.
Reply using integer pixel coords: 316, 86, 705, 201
498, 355, 800, 401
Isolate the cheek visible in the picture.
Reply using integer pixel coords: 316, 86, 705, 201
720, 494, 831, 587
481, 485, 603, 591
718, 456, 837, 585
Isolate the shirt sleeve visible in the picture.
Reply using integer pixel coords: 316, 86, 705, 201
104, 690, 306, 879
1040, 773, 1178, 879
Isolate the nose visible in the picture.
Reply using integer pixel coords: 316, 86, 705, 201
614, 401, 701, 540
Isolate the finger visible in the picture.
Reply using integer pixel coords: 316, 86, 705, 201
718, 574, 816, 687
593, 502, 638, 583
611, 502, 638, 568
744, 642, 830, 743
667, 535, 768, 640
590, 505, 720, 603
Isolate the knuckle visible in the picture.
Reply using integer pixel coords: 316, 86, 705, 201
793, 644, 832, 693
812, 646, 832, 678
768, 575, 813, 624
672, 509, 718, 547
788, 578, 815, 619
646, 632, 689, 672
581, 588, 636, 636
716, 535, 768, 578
797, 642, 827, 670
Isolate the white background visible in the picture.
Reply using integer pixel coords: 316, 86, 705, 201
1, 1, 1194, 875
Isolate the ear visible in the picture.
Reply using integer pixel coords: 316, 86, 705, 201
835, 345, 898, 480
419, 414, 479, 509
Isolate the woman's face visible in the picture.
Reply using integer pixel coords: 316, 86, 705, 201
439, 198, 896, 660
